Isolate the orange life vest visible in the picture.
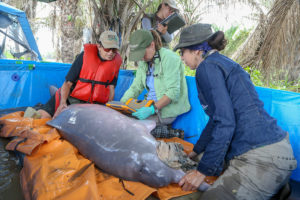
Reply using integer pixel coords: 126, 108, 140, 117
69, 44, 122, 104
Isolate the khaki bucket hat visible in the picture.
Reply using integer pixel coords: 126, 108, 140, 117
174, 23, 214, 51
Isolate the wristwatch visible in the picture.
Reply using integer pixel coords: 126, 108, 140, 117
153, 104, 159, 114
153, 104, 163, 124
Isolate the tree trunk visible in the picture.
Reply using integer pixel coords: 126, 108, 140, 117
89, 0, 150, 69
57, 0, 80, 63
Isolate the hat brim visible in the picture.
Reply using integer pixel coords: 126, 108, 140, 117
169, 5, 179, 10
101, 42, 119, 49
173, 33, 215, 51
129, 48, 146, 62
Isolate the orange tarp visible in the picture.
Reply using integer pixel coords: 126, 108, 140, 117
0, 113, 196, 200
0, 111, 60, 155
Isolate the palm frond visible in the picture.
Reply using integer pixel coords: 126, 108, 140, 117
234, 0, 300, 81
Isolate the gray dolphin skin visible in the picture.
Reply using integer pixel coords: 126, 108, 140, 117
47, 104, 185, 188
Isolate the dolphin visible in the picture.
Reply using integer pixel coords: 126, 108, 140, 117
47, 104, 185, 188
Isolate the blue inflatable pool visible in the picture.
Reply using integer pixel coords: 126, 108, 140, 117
0, 59, 300, 182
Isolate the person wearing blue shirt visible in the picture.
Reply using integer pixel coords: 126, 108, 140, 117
174, 23, 297, 199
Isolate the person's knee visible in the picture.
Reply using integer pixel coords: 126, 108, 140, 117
170, 191, 203, 200
200, 186, 235, 200
37, 109, 52, 119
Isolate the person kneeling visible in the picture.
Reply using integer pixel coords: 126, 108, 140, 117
120, 29, 190, 130
38, 31, 122, 118
174, 23, 297, 200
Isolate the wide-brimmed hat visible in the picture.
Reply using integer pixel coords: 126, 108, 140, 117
128, 30, 153, 62
174, 23, 214, 51
163, 0, 179, 11
99, 31, 119, 49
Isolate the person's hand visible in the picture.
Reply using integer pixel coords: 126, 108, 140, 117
179, 170, 206, 191
53, 102, 67, 118
132, 105, 155, 120
157, 23, 168, 35
188, 151, 197, 159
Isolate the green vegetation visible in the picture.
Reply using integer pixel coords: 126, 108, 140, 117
212, 24, 251, 57
184, 65, 300, 93
222, 27, 251, 58
3, 51, 15, 59
184, 65, 196, 77
244, 67, 300, 93
243, 66, 264, 86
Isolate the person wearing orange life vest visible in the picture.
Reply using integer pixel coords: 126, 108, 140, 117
38, 31, 122, 118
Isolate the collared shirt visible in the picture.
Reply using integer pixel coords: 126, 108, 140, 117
121, 48, 190, 118
194, 52, 286, 176
146, 63, 158, 101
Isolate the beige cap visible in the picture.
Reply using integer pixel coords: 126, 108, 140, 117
99, 31, 119, 49
162, 0, 179, 10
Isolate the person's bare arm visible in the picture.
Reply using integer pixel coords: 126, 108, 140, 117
154, 95, 171, 110
108, 85, 115, 101
179, 170, 206, 191
53, 81, 73, 118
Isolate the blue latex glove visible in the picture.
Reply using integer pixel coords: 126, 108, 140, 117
132, 105, 155, 120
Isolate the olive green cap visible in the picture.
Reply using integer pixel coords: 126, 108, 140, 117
128, 30, 153, 62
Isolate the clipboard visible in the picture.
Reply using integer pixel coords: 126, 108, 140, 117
159, 12, 186, 34
106, 98, 154, 115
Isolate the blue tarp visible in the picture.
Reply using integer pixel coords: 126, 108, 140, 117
0, 59, 69, 108
0, 2, 42, 60
0, 59, 299, 181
